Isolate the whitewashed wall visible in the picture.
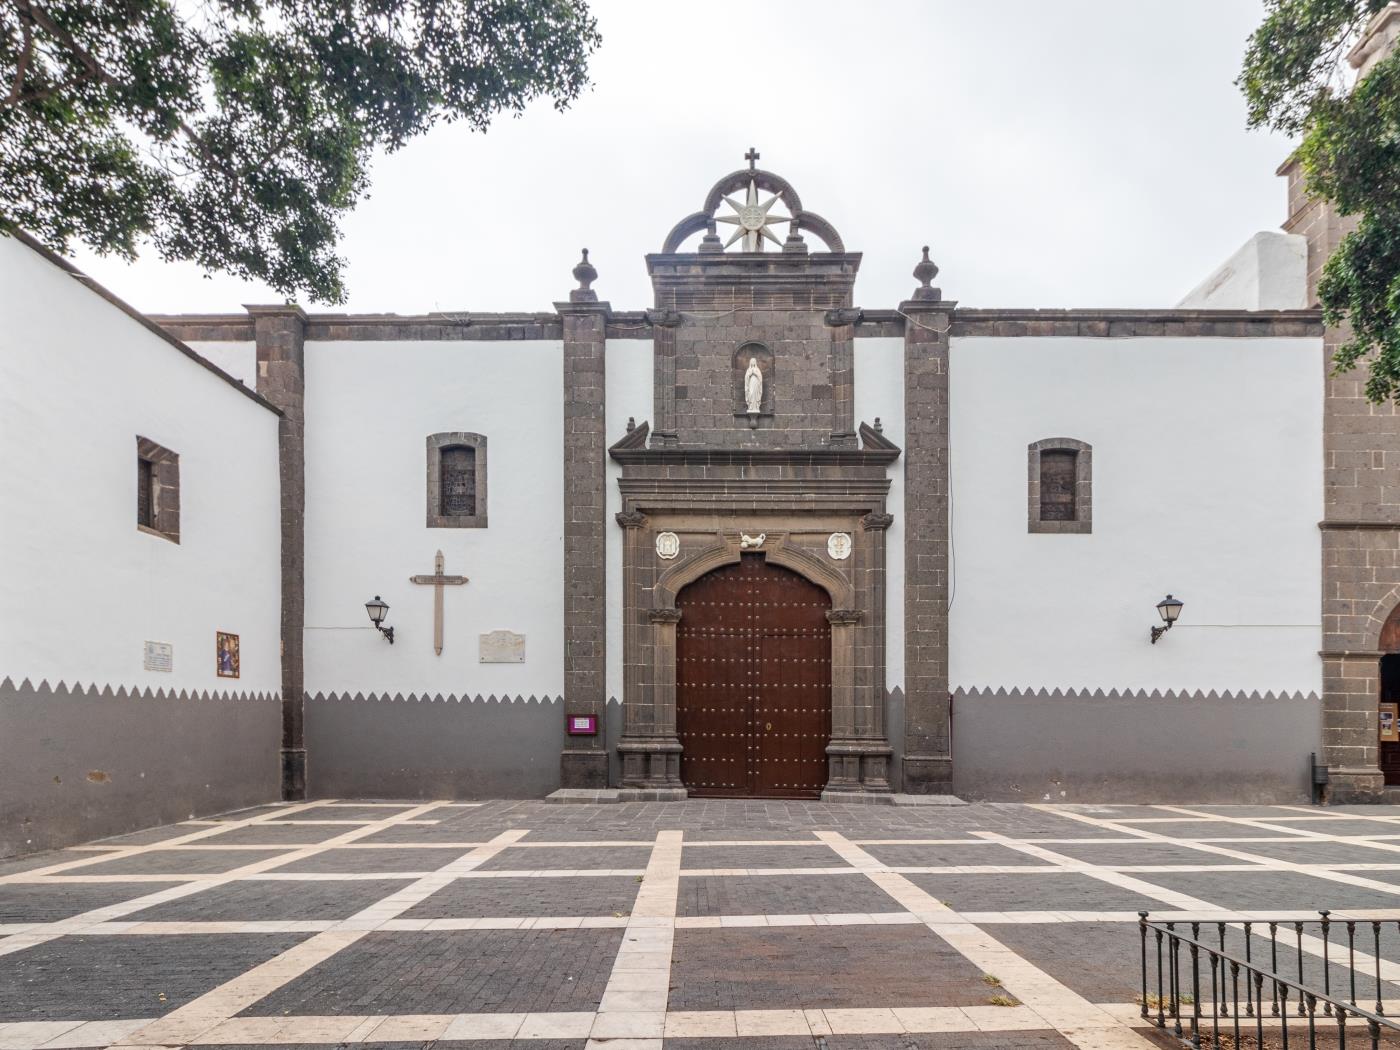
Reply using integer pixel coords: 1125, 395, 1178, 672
854, 337, 905, 692
605, 340, 654, 704
303, 340, 565, 698
0, 236, 282, 694
187, 340, 258, 390
1177, 232, 1309, 311
948, 335, 1323, 696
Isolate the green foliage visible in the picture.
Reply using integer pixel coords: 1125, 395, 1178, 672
0, 0, 600, 302
1241, 0, 1400, 402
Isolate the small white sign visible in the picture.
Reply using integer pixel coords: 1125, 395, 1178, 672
479, 630, 526, 663
827, 532, 853, 560
143, 641, 173, 672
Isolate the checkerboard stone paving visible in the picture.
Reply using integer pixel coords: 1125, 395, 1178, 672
10, 801, 1400, 1048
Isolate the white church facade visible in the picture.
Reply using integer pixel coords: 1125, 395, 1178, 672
2, 144, 1391, 857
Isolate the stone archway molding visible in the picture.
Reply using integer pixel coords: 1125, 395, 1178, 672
1365, 587, 1400, 653
652, 530, 855, 614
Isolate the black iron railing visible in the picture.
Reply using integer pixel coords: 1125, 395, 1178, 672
1140, 911, 1400, 1048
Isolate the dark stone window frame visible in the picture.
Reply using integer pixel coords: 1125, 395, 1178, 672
1027, 437, 1091, 534
136, 436, 180, 543
426, 432, 488, 528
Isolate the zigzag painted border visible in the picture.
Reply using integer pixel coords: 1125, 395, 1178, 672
0, 676, 279, 702
952, 685, 1321, 703
305, 691, 625, 706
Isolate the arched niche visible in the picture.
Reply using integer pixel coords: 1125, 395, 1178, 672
732, 343, 774, 418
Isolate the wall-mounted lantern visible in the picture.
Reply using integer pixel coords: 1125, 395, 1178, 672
365, 595, 394, 644
1150, 594, 1183, 644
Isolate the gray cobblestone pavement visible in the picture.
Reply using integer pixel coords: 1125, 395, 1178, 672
4, 800, 1400, 1048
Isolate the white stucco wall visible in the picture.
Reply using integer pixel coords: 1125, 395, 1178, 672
605, 340, 655, 704
187, 341, 258, 389
854, 337, 906, 692
949, 335, 1323, 695
0, 235, 282, 693
303, 340, 565, 698
1177, 232, 1308, 311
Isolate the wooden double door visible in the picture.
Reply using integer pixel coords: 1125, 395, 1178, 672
675, 554, 832, 798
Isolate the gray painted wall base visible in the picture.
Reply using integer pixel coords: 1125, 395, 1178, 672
304, 693, 625, 799
951, 687, 1323, 804
0, 678, 279, 858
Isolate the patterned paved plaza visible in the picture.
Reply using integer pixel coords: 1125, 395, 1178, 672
6, 801, 1400, 1048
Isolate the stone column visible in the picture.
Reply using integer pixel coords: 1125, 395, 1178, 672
900, 249, 956, 794
246, 304, 308, 801
557, 252, 611, 789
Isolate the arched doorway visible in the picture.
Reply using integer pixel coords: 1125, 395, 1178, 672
1380, 605, 1400, 785
675, 553, 832, 798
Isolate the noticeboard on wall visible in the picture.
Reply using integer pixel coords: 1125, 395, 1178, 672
1381, 703, 1399, 743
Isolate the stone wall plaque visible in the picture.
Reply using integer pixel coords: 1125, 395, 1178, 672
655, 531, 680, 560
479, 630, 526, 663
827, 532, 852, 560
143, 641, 173, 672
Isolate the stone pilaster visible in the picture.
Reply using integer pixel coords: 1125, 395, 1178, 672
825, 308, 860, 449
900, 249, 955, 793
246, 304, 308, 801
557, 252, 610, 789
646, 309, 681, 447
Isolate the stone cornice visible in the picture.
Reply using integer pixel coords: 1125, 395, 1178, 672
610, 445, 900, 467
151, 306, 1324, 344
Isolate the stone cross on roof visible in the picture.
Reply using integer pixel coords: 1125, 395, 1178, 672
745, 147, 760, 170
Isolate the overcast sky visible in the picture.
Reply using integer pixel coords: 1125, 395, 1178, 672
71, 0, 1296, 315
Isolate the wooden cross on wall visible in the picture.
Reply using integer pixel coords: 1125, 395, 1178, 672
409, 549, 468, 656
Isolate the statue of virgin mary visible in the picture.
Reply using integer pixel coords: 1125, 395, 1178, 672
744, 357, 763, 414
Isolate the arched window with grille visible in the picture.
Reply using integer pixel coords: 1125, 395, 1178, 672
426, 432, 487, 528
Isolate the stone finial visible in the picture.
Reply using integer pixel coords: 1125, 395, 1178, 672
782, 218, 807, 255
911, 245, 942, 302
699, 219, 723, 254
626, 416, 636, 433
873, 417, 883, 434
570, 249, 598, 303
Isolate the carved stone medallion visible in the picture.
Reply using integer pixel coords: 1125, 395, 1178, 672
655, 531, 680, 560
827, 532, 853, 560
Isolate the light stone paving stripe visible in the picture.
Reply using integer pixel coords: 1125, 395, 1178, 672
1031, 806, 1400, 987
107, 828, 529, 1049
15, 906, 1400, 941
13, 1004, 1400, 1047
0, 801, 330, 883
1157, 804, 1400, 854
813, 830, 1156, 1050
1039, 806, 1400, 898
584, 829, 683, 1049
0, 800, 453, 959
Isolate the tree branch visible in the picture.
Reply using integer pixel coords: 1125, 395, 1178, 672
7, 16, 33, 105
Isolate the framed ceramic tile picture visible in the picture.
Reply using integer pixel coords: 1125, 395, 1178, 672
216, 631, 240, 679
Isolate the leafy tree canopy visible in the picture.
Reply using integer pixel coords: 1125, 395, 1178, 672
0, 0, 600, 302
1242, 0, 1400, 401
